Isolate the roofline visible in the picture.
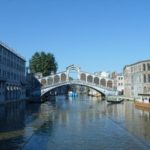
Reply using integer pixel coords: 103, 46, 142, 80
0, 41, 26, 61
123, 59, 150, 70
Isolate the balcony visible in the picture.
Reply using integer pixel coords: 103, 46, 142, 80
0, 75, 7, 81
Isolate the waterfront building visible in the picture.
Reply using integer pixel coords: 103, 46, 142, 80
110, 72, 117, 90
94, 71, 124, 92
123, 60, 150, 99
94, 71, 110, 78
116, 74, 124, 95
109, 72, 124, 94
0, 42, 26, 103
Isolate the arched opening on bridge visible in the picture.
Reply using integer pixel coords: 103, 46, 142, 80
54, 75, 60, 83
80, 73, 86, 81
94, 77, 99, 85
66, 64, 80, 80
68, 70, 78, 80
61, 73, 67, 82
41, 79, 47, 86
107, 80, 113, 88
87, 75, 93, 83
47, 77, 53, 85
100, 79, 106, 87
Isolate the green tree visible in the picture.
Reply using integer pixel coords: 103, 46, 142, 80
29, 51, 58, 76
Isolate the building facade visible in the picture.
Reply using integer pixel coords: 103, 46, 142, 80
124, 60, 150, 98
110, 72, 118, 90
116, 74, 124, 95
0, 42, 26, 103
94, 71, 110, 78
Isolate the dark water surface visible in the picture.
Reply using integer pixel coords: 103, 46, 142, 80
0, 95, 150, 150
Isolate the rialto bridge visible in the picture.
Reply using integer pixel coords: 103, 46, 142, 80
36, 65, 118, 97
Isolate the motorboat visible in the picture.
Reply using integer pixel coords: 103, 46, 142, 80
68, 91, 78, 97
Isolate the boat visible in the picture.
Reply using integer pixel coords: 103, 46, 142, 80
135, 104, 150, 112
134, 93, 150, 109
106, 96, 124, 103
135, 101, 150, 109
68, 91, 78, 97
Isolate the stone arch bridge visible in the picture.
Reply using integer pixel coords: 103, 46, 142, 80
35, 65, 117, 97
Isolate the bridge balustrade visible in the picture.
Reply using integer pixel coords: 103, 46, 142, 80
41, 79, 115, 92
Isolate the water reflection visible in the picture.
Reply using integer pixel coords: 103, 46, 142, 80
0, 101, 26, 133
0, 96, 150, 150
106, 101, 150, 142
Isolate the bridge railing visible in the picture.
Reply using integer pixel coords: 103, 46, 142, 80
41, 80, 68, 89
41, 79, 116, 92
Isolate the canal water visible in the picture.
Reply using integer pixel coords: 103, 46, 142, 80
0, 95, 150, 150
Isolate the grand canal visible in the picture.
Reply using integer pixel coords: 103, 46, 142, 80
0, 95, 150, 150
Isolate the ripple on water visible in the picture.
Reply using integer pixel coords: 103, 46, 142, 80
0, 96, 150, 150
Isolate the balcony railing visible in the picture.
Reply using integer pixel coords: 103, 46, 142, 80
0, 75, 7, 81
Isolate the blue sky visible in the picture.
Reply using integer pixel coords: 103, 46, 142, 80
0, 0, 150, 73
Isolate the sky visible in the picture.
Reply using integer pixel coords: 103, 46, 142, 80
0, 0, 150, 73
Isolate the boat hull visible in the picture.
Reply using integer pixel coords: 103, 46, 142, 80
135, 102, 150, 109
107, 99, 124, 103
106, 97, 124, 103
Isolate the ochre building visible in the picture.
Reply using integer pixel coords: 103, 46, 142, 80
124, 60, 150, 99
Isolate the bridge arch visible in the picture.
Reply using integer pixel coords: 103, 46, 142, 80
41, 82, 107, 98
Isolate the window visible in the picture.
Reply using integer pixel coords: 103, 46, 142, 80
148, 74, 150, 83
11, 72, 13, 79
144, 87, 147, 93
147, 63, 150, 71
143, 64, 146, 71
144, 74, 147, 83
131, 67, 133, 72
7, 72, 10, 79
